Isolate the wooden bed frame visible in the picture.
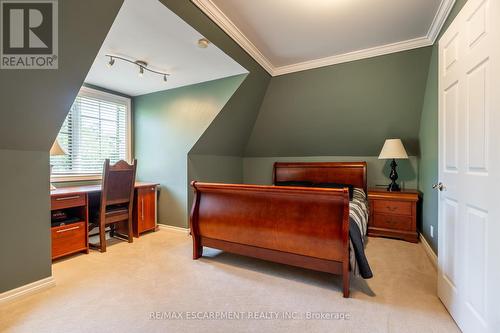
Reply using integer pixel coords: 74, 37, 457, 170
190, 162, 367, 297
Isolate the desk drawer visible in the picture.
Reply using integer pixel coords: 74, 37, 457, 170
52, 222, 86, 258
373, 200, 412, 216
51, 194, 86, 210
373, 214, 412, 231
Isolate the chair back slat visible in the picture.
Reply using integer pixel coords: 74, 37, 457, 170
100, 159, 137, 215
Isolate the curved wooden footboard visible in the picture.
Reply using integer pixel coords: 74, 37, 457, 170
189, 182, 351, 297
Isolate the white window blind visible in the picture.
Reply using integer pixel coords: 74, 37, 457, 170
51, 87, 131, 178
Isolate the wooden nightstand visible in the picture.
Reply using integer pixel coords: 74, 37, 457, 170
368, 189, 420, 243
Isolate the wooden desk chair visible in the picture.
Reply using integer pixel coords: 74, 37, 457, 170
90, 159, 137, 252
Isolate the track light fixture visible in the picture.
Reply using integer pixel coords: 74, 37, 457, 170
105, 54, 170, 83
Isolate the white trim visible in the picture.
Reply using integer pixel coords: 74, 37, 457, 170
51, 174, 101, 183
157, 224, 190, 235
78, 86, 133, 164
273, 37, 432, 76
191, 0, 274, 74
428, 0, 456, 44
0, 276, 55, 305
50, 86, 133, 179
192, 0, 456, 76
420, 235, 438, 270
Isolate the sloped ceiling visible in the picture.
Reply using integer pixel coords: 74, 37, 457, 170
157, 0, 271, 157
193, 0, 455, 76
85, 0, 247, 96
0, 0, 124, 151
245, 47, 433, 157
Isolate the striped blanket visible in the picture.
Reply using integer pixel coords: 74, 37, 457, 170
349, 188, 372, 278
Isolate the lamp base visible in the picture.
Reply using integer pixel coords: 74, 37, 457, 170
387, 182, 401, 192
387, 158, 401, 192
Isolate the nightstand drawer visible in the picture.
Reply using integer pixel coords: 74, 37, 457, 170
373, 200, 412, 216
373, 214, 412, 231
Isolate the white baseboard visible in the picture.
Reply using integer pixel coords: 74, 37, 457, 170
420, 236, 438, 270
157, 224, 190, 235
0, 276, 55, 305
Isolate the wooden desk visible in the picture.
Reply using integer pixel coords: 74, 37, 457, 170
50, 182, 159, 260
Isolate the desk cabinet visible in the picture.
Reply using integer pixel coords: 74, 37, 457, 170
133, 185, 157, 237
51, 193, 89, 260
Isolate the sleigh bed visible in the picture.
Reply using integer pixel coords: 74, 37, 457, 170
189, 162, 369, 298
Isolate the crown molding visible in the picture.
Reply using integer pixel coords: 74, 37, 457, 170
428, 0, 456, 43
191, 0, 275, 74
272, 36, 433, 76
192, 0, 456, 76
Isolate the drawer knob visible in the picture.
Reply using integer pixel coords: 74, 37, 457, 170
386, 206, 398, 211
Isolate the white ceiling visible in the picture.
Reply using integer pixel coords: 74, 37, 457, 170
85, 0, 247, 96
193, 0, 456, 76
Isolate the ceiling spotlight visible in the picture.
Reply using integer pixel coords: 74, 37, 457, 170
105, 54, 170, 82
198, 38, 210, 48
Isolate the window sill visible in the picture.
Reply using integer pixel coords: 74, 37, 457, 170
51, 175, 102, 183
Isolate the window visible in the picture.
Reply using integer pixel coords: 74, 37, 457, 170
51, 87, 131, 181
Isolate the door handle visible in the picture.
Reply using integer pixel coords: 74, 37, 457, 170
432, 182, 446, 191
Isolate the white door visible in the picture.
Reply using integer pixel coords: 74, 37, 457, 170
438, 0, 500, 332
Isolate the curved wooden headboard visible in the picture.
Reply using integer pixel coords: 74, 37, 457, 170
273, 162, 367, 193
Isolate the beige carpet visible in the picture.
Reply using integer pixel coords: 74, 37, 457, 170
0, 229, 458, 333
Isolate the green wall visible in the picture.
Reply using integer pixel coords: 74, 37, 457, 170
243, 156, 418, 189
188, 154, 244, 211
418, 0, 468, 253
239, 48, 432, 198
0, 0, 124, 293
245, 47, 432, 157
0, 150, 51, 292
134, 75, 245, 228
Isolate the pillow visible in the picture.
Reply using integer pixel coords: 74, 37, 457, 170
313, 182, 354, 200
275, 180, 313, 187
352, 188, 366, 200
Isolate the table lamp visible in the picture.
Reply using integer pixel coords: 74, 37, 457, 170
50, 139, 67, 190
378, 139, 408, 191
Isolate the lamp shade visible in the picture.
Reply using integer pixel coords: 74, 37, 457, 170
50, 139, 67, 156
378, 139, 408, 159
